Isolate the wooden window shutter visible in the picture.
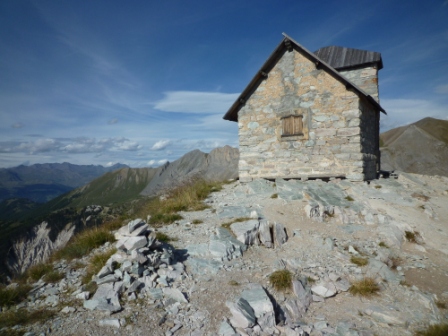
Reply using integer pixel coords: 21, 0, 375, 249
282, 115, 303, 136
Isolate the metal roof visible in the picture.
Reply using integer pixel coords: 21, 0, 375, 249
314, 46, 383, 70
223, 33, 385, 122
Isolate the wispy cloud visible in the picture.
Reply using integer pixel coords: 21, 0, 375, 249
11, 122, 24, 129
0, 137, 143, 154
108, 118, 118, 125
154, 91, 239, 113
150, 140, 172, 151
381, 98, 448, 131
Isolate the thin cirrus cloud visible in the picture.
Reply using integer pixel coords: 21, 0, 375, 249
153, 91, 239, 113
381, 98, 448, 131
0, 137, 143, 154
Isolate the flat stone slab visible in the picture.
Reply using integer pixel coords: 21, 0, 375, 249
217, 206, 253, 219
226, 298, 256, 329
311, 284, 336, 298
240, 284, 275, 329
99, 319, 121, 328
185, 258, 222, 275
230, 220, 260, 245
218, 320, 236, 336
185, 244, 209, 257
163, 287, 188, 303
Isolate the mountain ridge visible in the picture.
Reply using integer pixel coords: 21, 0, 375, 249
380, 117, 448, 176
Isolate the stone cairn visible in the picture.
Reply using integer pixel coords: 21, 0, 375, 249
83, 218, 187, 318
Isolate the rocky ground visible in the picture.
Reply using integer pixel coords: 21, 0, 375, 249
4, 172, 448, 336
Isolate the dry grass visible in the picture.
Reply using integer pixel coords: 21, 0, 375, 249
25, 263, 54, 282
405, 230, 421, 243
81, 248, 117, 285
350, 256, 369, 266
52, 227, 115, 261
0, 284, 32, 307
389, 256, 402, 270
345, 195, 355, 202
147, 179, 226, 226
411, 192, 430, 202
349, 277, 380, 297
192, 219, 203, 224
269, 270, 292, 292
0, 308, 55, 328
436, 301, 447, 309
271, 193, 278, 199
228, 280, 240, 286
378, 241, 388, 248
221, 217, 252, 230
415, 323, 448, 336
155, 232, 177, 243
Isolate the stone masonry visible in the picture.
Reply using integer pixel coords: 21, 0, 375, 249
237, 49, 379, 182
224, 35, 384, 183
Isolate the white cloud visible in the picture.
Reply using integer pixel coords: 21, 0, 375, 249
11, 122, 24, 129
105, 161, 116, 167
147, 159, 156, 166
151, 140, 171, 151
157, 159, 168, 165
381, 98, 448, 131
154, 91, 239, 113
108, 118, 118, 124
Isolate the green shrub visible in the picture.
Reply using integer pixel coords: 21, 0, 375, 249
350, 256, 368, 266
345, 196, 355, 202
192, 219, 203, 224
415, 323, 448, 336
0, 284, 31, 307
53, 227, 115, 261
0, 308, 55, 328
349, 277, 380, 297
271, 193, 278, 199
228, 280, 239, 286
269, 270, 292, 292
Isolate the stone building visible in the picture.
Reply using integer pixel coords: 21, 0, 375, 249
223, 33, 386, 182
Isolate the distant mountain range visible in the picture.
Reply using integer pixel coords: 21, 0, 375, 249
0, 146, 239, 278
0, 162, 128, 203
380, 117, 448, 177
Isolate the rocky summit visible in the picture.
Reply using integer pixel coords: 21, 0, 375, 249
4, 172, 448, 336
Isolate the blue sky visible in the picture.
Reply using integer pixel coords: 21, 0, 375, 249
1, 0, 447, 168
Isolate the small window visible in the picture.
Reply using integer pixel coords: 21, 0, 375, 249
281, 115, 303, 137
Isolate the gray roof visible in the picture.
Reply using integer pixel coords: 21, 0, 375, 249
314, 46, 383, 70
223, 33, 385, 122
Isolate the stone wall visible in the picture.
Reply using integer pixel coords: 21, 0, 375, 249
238, 48, 379, 182
339, 66, 380, 102
359, 98, 380, 180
